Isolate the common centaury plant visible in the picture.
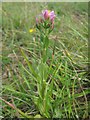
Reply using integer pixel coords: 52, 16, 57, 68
21, 10, 56, 118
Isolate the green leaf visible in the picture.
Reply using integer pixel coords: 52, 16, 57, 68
20, 48, 39, 78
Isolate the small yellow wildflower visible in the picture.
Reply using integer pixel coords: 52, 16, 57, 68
29, 29, 35, 33
48, 10, 51, 13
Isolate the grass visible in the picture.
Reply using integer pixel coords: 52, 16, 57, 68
1, 2, 90, 119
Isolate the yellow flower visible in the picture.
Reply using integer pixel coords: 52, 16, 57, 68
48, 10, 51, 14
29, 29, 35, 33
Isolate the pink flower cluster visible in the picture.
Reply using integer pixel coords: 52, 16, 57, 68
36, 10, 56, 29
42, 10, 56, 22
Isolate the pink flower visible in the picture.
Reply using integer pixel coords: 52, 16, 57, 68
49, 11, 56, 22
42, 10, 50, 19
42, 10, 56, 22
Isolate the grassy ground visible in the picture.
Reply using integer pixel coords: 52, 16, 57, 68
1, 2, 90, 119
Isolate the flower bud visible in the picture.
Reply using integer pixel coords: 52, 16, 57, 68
42, 10, 49, 20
